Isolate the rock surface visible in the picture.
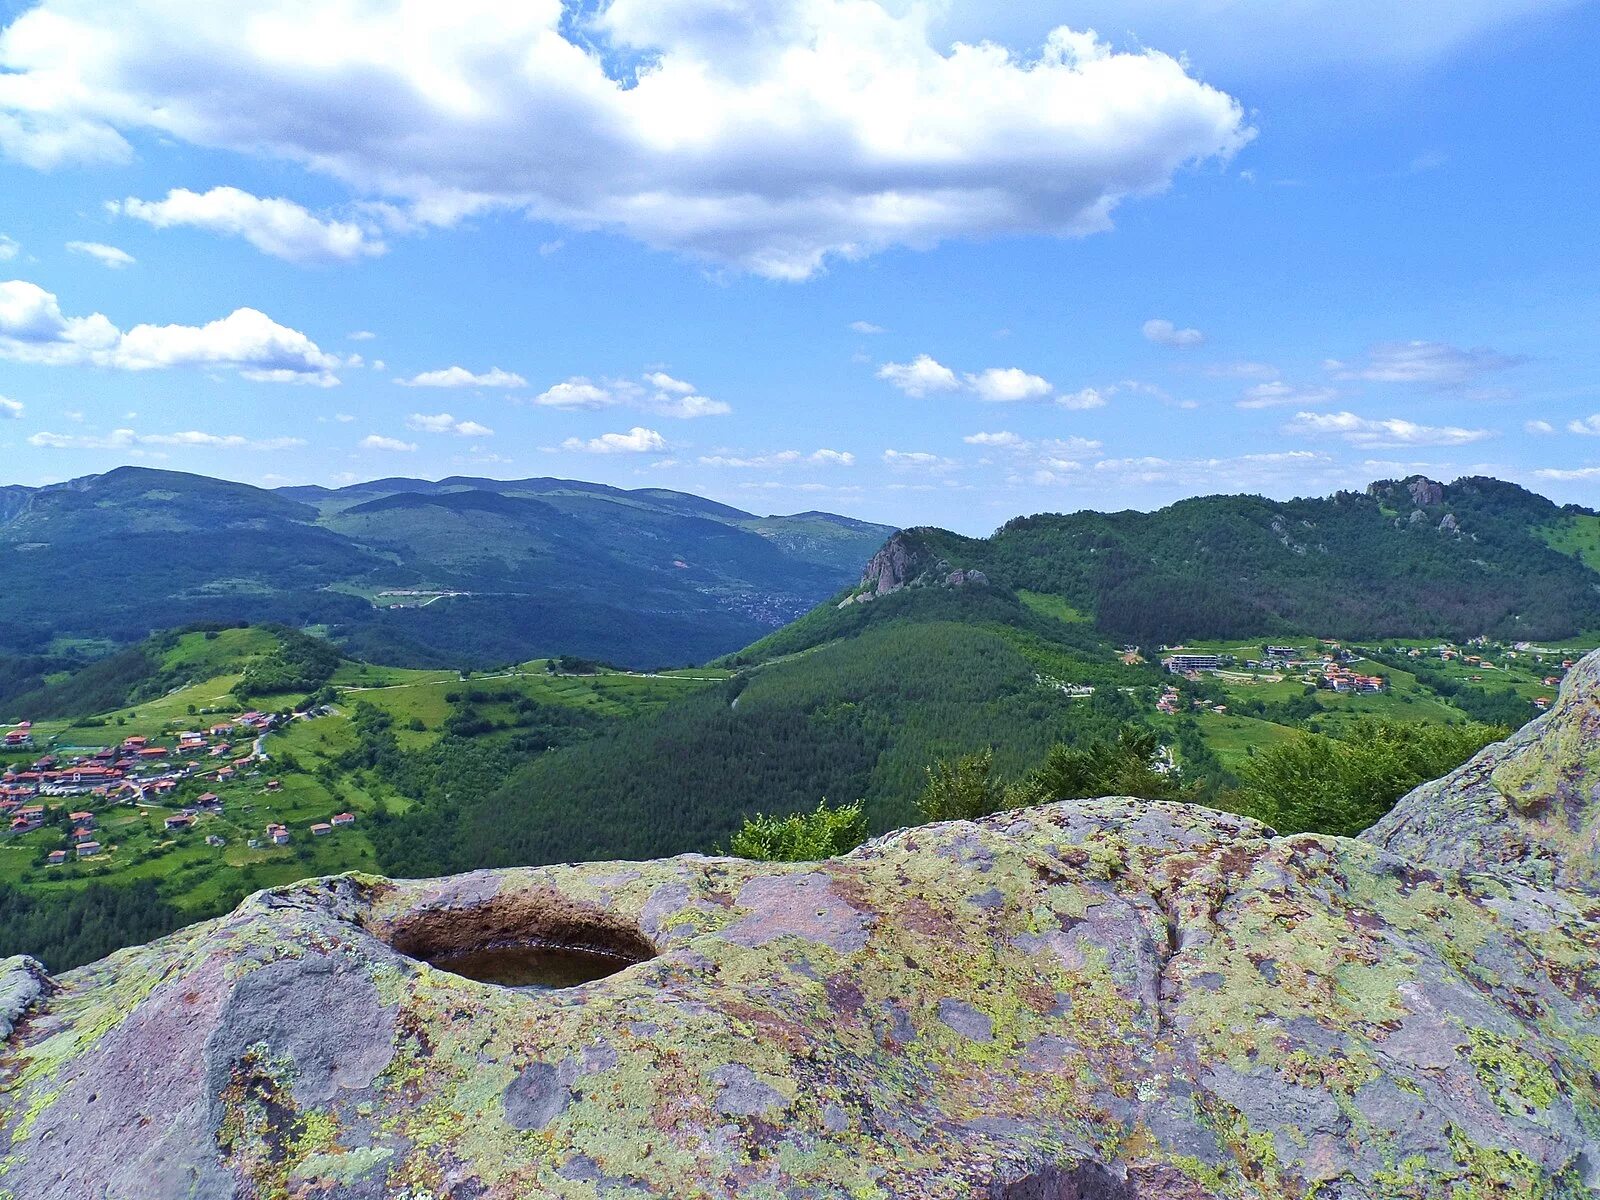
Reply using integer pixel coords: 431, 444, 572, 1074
5, 667, 1600, 1197
842, 531, 986, 607
1365, 646, 1600, 893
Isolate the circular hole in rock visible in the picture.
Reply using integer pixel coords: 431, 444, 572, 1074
381, 891, 656, 993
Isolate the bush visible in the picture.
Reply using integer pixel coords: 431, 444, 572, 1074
728, 800, 869, 862
917, 749, 1006, 822
1228, 719, 1502, 837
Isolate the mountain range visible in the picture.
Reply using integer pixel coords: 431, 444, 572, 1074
0, 467, 893, 668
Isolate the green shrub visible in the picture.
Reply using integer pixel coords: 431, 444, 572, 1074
728, 799, 869, 862
1229, 719, 1501, 836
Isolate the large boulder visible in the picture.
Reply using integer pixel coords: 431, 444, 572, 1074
1364, 647, 1600, 893
4, 779, 1599, 1197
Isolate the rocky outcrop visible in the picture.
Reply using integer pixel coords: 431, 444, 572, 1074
6, 678, 1600, 1199
842, 531, 987, 607
1408, 477, 1446, 508
1363, 645, 1600, 893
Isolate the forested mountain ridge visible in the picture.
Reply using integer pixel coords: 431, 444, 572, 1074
748, 475, 1600, 655
0, 467, 893, 668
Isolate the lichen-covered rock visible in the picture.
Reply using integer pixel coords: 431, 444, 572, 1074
1364, 646, 1600, 892
7, 658, 1600, 1197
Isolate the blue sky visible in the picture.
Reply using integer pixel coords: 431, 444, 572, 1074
0, 0, 1596, 534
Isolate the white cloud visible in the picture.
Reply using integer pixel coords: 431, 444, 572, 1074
397, 366, 526, 389
931, 1, 1584, 77
643, 372, 695, 395
878, 355, 961, 397
360, 434, 417, 452
1568, 415, 1600, 436
113, 187, 384, 264
964, 431, 1024, 447
66, 240, 133, 268
0, 235, 17, 261
850, 321, 886, 335
405, 412, 494, 437
0, 3, 1249, 279
348, 330, 376, 341
1086, 449, 1339, 489
1056, 387, 1108, 411
534, 372, 730, 418
1325, 340, 1522, 387
560, 426, 667, 455
0, 279, 347, 384
1524, 419, 1555, 434
30, 427, 302, 450
1535, 466, 1600, 481
0, 395, 21, 418
1236, 381, 1338, 409
883, 449, 956, 471
699, 448, 854, 468
534, 378, 615, 410
966, 366, 1052, 403
1284, 410, 1491, 448
1142, 318, 1203, 348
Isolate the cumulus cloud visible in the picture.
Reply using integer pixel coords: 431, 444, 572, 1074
0, 235, 17, 260
0, 2, 1250, 278
1284, 410, 1491, 448
30, 427, 303, 450
534, 372, 730, 418
1524, 419, 1555, 434
66, 240, 133, 268
397, 366, 526, 389
1568, 415, 1600, 436
1236, 381, 1338, 409
0, 395, 21, 418
113, 186, 384, 263
876, 356, 1113, 412
406, 412, 494, 437
560, 426, 667, 455
966, 366, 1052, 403
850, 321, 886, 335
360, 434, 416, 452
1142, 318, 1203, 348
878, 355, 961, 397
0, 279, 347, 384
964, 431, 1024, 447
1325, 340, 1523, 388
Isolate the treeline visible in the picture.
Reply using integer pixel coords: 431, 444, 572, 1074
0, 881, 186, 973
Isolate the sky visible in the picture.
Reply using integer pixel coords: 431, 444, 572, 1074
0, 0, 1596, 535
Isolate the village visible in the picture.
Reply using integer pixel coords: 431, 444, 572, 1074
1146, 635, 1577, 717
0, 709, 356, 868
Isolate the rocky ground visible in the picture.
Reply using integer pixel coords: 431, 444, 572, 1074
3, 659, 1600, 1197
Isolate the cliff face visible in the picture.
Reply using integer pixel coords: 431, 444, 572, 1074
5, 667, 1600, 1197
842, 530, 987, 607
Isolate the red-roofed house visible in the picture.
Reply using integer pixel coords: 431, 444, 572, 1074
330, 812, 355, 827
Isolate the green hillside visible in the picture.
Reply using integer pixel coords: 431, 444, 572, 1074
878, 476, 1600, 644
0, 467, 893, 669
0, 626, 728, 969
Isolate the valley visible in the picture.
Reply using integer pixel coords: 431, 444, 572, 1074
2, 471, 1598, 972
